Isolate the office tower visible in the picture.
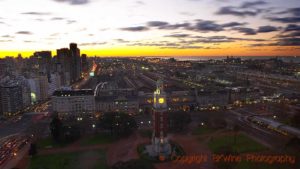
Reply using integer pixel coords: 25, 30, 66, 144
0, 82, 23, 116
70, 43, 81, 83
81, 54, 88, 73
38, 74, 49, 101
33, 51, 52, 81
56, 48, 71, 85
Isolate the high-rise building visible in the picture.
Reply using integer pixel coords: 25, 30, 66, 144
38, 74, 49, 101
33, 51, 52, 81
81, 54, 88, 73
70, 43, 81, 83
151, 79, 171, 158
56, 48, 71, 85
0, 82, 23, 116
48, 73, 61, 95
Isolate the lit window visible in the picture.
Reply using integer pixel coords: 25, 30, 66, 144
158, 98, 164, 104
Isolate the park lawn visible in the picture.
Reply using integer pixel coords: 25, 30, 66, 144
207, 133, 267, 153
90, 150, 107, 169
28, 151, 80, 169
192, 126, 216, 135
28, 150, 107, 169
37, 137, 68, 149
139, 129, 152, 138
80, 133, 114, 146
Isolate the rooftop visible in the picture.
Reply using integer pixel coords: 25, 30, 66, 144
53, 89, 94, 96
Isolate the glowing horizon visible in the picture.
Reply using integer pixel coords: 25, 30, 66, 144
0, 0, 299, 58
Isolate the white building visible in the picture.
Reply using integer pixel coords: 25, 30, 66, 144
52, 89, 95, 117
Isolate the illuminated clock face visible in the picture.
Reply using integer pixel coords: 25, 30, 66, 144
158, 98, 165, 104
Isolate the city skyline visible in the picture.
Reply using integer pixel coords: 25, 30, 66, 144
0, 0, 300, 57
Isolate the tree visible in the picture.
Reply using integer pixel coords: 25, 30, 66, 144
50, 116, 63, 142
99, 112, 137, 137
28, 143, 37, 156
63, 124, 81, 143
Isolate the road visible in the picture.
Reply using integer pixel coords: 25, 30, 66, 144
227, 109, 289, 149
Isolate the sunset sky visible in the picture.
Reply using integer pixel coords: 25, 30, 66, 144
0, 0, 300, 57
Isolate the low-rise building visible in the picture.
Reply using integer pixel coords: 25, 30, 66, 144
52, 89, 95, 118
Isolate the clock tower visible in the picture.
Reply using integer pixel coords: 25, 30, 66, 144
152, 79, 171, 158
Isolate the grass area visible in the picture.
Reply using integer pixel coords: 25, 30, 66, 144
139, 129, 152, 138
28, 150, 107, 169
80, 132, 114, 146
192, 125, 216, 135
37, 137, 68, 149
207, 133, 267, 153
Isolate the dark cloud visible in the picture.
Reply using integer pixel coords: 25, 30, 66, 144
79, 42, 106, 46
222, 22, 246, 28
120, 26, 149, 32
165, 34, 190, 38
190, 20, 223, 32
21, 12, 51, 15
288, 8, 300, 17
277, 38, 300, 46
147, 21, 169, 27
268, 17, 300, 23
115, 39, 130, 43
277, 24, 300, 38
257, 26, 279, 33
279, 31, 300, 38
216, 7, 258, 17
67, 20, 76, 24
35, 18, 44, 22
232, 27, 256, 35
53, 0, 89, 5
24, 40, 35, 43
216, 1, 267, 17
129, 41, 180, 48
250, 38, 300, 47
135, 1, 145, 5
1, 35, 14, 38
16, 31, 32, 35
51, 17, 65, 20
240, 1, 267, 8
160, 46, 203, 49
187, 36, 265, 44
160, 23, 191, 30
275, 7, 300, 17
284, 24, 300, 32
